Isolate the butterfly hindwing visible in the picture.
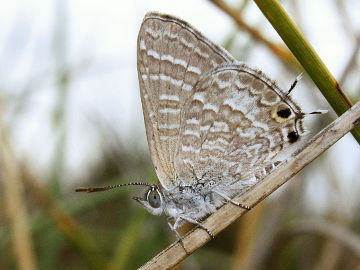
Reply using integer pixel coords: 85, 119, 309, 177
175, 64, 304, 188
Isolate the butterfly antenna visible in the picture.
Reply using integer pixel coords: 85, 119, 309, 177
298, 109, 328, 118
287, 73, 303, 95
75, 182, 152, 193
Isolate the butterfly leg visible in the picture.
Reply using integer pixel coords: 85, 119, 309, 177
179, 216, 214, 239
213, 190, 252, 210
167, 219, 189, 254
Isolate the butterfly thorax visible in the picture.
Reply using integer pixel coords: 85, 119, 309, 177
160, 181, 220, 222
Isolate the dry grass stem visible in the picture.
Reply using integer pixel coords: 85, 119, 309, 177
288, 219, 360, 258
231, 202, 265, 270
209, 0, 296, 65
339, 35, 360, 86
139, 102, 360, 270
0, 95, 37, 270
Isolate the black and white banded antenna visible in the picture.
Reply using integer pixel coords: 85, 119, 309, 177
287, 73, 303, 95
75, 182, 152, 193
298, 109, 328, 118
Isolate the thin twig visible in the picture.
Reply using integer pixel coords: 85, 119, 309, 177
334, 0, 355, 38
139, 102, 360, 270
312, 160, 350, 270
241, 177, 305, 270
339, 34, 360, 86
209, 0, 296, 65
287, 219, 360, 258
231, 202, 265, 270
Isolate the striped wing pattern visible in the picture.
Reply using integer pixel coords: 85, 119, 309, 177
174, 65, 304, 186
137, 12, 235, 189
137, 12, 304, 192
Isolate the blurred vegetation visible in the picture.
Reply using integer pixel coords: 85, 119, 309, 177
0, 0, 360, 270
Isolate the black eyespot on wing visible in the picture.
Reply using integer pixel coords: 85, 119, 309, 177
277, 108, 291, 118
287, 131, 299, 143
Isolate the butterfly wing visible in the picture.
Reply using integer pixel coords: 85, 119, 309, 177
175, 64, 304, 188
137, 12, 236, 189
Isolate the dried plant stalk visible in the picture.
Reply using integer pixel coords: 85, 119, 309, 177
139, 102, 360, 270
0, 97, 37, 270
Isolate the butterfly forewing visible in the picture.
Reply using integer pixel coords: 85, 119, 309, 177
137, 12, 236, 189
175, 65, 304, 186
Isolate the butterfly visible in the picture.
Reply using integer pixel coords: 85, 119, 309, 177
76, 12, 324, 248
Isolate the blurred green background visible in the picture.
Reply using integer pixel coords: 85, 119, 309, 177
0, 0, 359, 269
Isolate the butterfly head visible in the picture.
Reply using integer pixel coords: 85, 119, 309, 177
133, 185, 165, 216
76, 182, 165, 216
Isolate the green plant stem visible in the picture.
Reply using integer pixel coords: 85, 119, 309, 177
107, 209, 147, 270
22, 174, 107, 270
253, 0, 360, 144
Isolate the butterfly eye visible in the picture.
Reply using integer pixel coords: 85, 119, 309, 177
147, 189, 162, 208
